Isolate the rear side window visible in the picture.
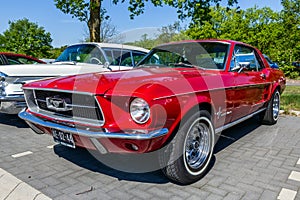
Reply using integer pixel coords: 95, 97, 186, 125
104, 49, 147, 67
230, 45, 264, 71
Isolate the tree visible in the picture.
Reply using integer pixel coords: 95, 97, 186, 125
54, 0, 110, 42
100, 19, 119, 42
0, 18, 52, 58
279, 0, 300, 63
54, 0, 102, 42
113, 0, 238, 26
54, 0, 239, 42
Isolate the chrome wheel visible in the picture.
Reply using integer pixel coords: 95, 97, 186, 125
184, 117, 212, 175
159, 110, 214, 184
273, 91, 280, 120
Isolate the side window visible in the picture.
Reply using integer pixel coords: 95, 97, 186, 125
230, 45, 263, 72
106, 49, 133, 66
120, 51, 133, 66
7, 57, 21, 64
132, 51, 147, 66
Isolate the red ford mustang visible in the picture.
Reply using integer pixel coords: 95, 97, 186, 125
19, 40, 286, 184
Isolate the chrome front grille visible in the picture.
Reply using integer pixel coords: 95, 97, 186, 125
24, 89, 104, 126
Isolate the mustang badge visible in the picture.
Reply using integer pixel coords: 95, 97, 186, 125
46, 96, 72, 112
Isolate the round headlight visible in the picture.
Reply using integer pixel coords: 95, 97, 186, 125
130, 98, 150, 124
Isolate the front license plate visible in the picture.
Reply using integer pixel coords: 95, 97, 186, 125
52, 129, 75, 148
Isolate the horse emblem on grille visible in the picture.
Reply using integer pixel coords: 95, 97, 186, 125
46, 96, 72, 112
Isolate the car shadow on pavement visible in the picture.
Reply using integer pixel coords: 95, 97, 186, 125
53, 116, 262, 185
214, 116, 261, 153
53, 144, 170, 184
0, 113, 28, 128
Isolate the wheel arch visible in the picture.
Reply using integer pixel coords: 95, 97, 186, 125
164, 101, 215, 146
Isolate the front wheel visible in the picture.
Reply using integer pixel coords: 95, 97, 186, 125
159, 110, 215, 184
261, 89, 280, 125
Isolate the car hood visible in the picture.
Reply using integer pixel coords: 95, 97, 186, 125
0, 63, 114, 77
23, 67, 223, 99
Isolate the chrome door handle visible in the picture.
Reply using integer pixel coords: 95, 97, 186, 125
260, 73, 266, 79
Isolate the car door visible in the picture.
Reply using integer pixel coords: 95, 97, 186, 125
229, 44, 268, 121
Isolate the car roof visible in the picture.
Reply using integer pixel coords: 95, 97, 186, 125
0, 52, 46, 63
67, 42, 150, 53
155, 39, 252, 48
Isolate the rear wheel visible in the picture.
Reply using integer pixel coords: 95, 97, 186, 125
261, 89, 280, 125
159, 110, 214, 184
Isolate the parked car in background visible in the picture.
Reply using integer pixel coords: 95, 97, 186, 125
19, 39, 286, 184
263, 54, 280, 69
292, 61, 300, 71
0, 52, 46, 65
0, 43, 149, 114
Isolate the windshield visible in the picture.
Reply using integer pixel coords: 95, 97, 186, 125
56, 44, 105, 64
137, 42, 229, 70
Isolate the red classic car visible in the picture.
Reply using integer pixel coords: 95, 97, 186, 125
19, 40, 286, 184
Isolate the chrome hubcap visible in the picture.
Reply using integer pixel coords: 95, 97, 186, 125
185, 119, 211, 169
273, 92, 280, 120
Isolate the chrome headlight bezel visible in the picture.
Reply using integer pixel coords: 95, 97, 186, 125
129, 97, 150, 124
0, 72, 7, 82
0, 72, 8, 95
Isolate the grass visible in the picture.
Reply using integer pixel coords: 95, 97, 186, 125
280, 85, 300, 113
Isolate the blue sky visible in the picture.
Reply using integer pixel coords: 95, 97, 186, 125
0, 0, 283, 47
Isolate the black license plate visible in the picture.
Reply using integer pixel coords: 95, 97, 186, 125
52, 129, 75, 148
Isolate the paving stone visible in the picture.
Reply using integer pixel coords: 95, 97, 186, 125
219, 184, 246, 195
128, 187, 153, 199
222, 192, 243, 200
242, 191, 261, 200
1, 114, 300, 199
205, 193, 224, 200
201, 185, 228, 197
41, 176, 62, 186
41, 186, 63, 198
277, 188, 297, 200
107, 189, 133, 200
148, 187, 174, 198
206, 176, 227, 187
260, 189, 278, 200
166, 187, 191, 199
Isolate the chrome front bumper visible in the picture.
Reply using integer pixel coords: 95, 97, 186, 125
0, 95, 26, 114
18, 109, 169, 140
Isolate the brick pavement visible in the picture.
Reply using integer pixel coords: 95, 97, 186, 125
0, 113, 299, 200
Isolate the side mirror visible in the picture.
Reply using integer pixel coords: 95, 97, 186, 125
103, 61, 112, 71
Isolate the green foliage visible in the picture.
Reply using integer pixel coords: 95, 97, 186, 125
48, 46, 68, 59
112, 0, 238, 26
0, 18, 52, 58
126, 34, 157, 49
281, 86, 300, 112
126, 22, 190, 49
280, 65, 299, 79
183, 2, 300, 73
54, 0, 90, 22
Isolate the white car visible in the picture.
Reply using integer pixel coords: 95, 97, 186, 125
0, 43, 149, 114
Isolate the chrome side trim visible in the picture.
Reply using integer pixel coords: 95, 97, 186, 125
215, 108, 266, 133
153, 82, 272, 101
0, 94, 24, 101
19, 109, 169, 140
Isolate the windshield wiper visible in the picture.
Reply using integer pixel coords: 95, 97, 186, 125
136, 64, 165, 68
172, 62, 206, 70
